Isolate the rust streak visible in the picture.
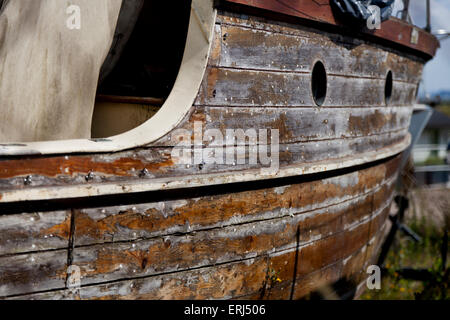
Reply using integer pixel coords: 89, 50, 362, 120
40, 216, 71, 240
264, 112, 294, 141
348, 110, 392, 136
0, 156, 174, 179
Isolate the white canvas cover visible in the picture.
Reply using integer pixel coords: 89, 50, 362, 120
0, 0, 122, 142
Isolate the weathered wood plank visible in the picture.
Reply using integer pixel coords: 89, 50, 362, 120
0, 148, 175, 187
0, 130, 405, 193
0, 210, 70, 256
195, 67, 417, 107
349, 217, 391, 300
279, 208, 385, 281
340, 240, 369, 286
72, 157, 398, 246
0, 249, 67, 297
21, 256, 271, 300
82, 257, 269, 300
70, 181, 392, 287
269, 260, 344, 300
216, 3, 439, 59
365, 217, 391, 268
6, 208, 392, 300
216, 23, 423, 83
86, 214, 383, 300
255, 207, 390, 300
160, 125, 407, 168
270, 129, 407, 165
171, 106, 412, 145
10, 239, 370, 300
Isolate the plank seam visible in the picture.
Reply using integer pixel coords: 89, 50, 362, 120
206, 65, 417, 84
72, 176, 396, 249
2, 200, 392, 299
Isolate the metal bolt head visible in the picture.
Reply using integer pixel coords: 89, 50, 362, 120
139, 168, 149, 178
24, 175, 32, 185
85, 171, 94, 182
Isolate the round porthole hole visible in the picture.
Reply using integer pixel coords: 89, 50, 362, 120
311, 61, 327, 106
385, 71, 393, 105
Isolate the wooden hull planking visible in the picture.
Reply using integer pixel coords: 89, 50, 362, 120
1, 156, 398, 299
0, 5, 435, 299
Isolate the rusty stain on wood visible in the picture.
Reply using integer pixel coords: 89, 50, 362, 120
0, 211, 71, 256
0, 154, 174, 180
348, 109, 397, 136
40, 214, 72, 241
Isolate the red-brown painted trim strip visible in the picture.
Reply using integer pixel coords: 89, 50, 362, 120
220, 0, 440, 59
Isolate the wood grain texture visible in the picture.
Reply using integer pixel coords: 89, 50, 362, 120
215, 22, 424, 83
69, 184, 392, 287
0, 210, 70, 256
0, 155, 399, 299
0, 130, 406, 193
0, 249, 67, 297
218, 0, 439, 59
187, 106, 411, 143
195, 67, 417, 107
70, 156, 399, 247
8, 219, 388, 300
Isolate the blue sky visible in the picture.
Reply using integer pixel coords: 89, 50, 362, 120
392, 0, 450, 95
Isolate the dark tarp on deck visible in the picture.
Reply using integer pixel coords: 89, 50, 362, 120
330, 0, 395, 26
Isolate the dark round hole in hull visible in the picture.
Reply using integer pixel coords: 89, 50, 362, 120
385, 71, 393, 105
311, 61, 327, 106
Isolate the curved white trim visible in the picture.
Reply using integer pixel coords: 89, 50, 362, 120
0, 0, 217, 156
0, 134, 410, 203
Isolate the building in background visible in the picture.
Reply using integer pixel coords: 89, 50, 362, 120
413, 109, 450, 185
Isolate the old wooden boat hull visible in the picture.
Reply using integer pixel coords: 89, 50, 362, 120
0, 0, 438, 299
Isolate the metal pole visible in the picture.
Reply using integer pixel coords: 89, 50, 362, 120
401, 0, 410, 21
426, 0, 431, 32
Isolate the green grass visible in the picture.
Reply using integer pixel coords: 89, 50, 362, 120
361, 215, 449, 300
416, 155, 446, 166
